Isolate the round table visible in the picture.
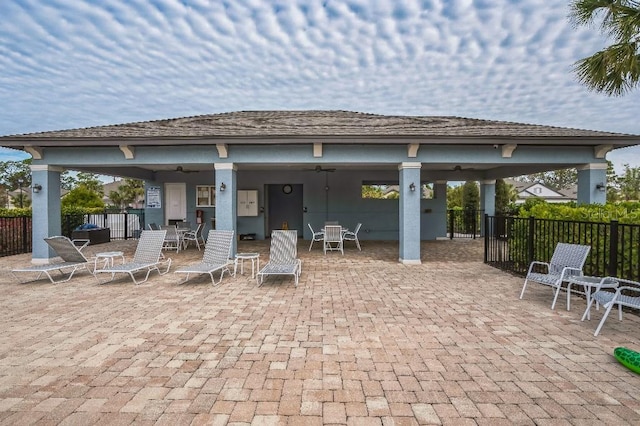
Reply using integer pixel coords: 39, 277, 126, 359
94, 251, 125, 270
235, 253, 260, 278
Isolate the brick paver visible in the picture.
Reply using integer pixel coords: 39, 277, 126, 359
1, 238, 639, 424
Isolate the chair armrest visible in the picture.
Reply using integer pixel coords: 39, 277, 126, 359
72, 239, 90, 251
558, 266, 583, 280
527, 261, 549, 274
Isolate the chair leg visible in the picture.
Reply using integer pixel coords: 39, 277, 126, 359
519, 279, 529, 299
594, 301, 617, 336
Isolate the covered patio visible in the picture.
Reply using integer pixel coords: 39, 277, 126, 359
0, 239, 638, 424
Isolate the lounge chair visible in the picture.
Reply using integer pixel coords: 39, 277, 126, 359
582, 278, 640, 336
161, 225, 181, 252
308, 223, 324, 251
12, 236, 95, 283
94, 230, 172, 284
343, 223, 362, 250
174, 230, 235, 285
519, 242, 591, 309
257, 230, 301, 286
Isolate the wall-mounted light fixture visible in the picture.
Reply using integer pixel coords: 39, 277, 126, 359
32, 184, 42, 193
303, 206, 308, 213
409, 182, 416, 192
219, 182, 226, 192
596, 182, 606, 192
259, 206, 265, 213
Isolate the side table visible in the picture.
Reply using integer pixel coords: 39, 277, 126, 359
567, 275, 618, 319
235, 253, 260, 278
94, 251, 125, 271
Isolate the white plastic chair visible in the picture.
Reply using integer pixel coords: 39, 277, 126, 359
160, 225, 181, 252
323, 225, 344, 255
183, 223, 206, 250
343, 223, 362, 251
519, 242, 591, 309
308, 223, 324, 251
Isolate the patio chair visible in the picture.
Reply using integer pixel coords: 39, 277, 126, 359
94, 230, 172, 284
343, 223, 362, 251
323, 225, 344, 255
308, 223, 324, 251
519, 242, 591, 309
147, 223, 160, 230
175, 230, 234, 285
257, 230, 302, 286
161, 225, 181, 252
582, 278, 640, 336
12, 236, 95, 283
182, 223, 206, 250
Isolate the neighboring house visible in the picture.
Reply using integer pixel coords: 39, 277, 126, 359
1, 110, 638, 264
506, 179, 577, 204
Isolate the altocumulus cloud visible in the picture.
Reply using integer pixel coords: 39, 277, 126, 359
1, 0, 640, 169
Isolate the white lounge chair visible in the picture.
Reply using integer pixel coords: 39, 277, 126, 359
174, 230, 235, 285
161, 225, 181, 252
308, 223, 324, 251
343, 223, 362, 250
257, 230, 301, 286
519, 242, 591, 309
12, 236, 95, 283
323, 225, 344, 255
582, 278, 640, 336
95, 230, 172, 284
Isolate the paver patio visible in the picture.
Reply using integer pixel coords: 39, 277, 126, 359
0, 238, 639, 425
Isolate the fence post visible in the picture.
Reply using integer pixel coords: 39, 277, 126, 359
21, 216, 28, 253
527, 216, 535, 265
449, 210, 454, 240
124, 211, 129, 240
609, 220, 619, 277
483, 214, 489, 263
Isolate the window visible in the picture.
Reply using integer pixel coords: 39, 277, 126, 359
196, 185, 216, 207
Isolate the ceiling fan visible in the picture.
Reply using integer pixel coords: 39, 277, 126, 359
304, 165, 336, 173
452, 165, 475, 172
175, 166, 198, 173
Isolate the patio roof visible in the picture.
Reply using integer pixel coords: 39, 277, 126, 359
1, 110, 638, 148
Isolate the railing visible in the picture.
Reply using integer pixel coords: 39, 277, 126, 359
448, 209, 484, 239
0, 211, 145, 258
484, 215, 640, 282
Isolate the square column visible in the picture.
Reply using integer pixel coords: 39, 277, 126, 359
30, 165, 62, 263
577, 163, 607, 205
480, 180, 496, 236
214, 163, 237, 254
399, 162, 422, 264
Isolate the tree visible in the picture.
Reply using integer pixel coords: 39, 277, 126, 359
606, 160, 621, 202
76, 172, 104, 195
495, 179, 517, 214
447, 184, 464, 209
569, 0, 640, 96
515, 168, 577, 190
0, 159, 32, 192
61, 186, 105, 209
462, 181, 480, 211
108, 179, 144, 209
618, 164, 640, 200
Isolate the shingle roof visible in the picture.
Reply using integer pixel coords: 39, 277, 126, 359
1, 110, 635, 140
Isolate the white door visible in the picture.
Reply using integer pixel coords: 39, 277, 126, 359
165, 183, 186, 224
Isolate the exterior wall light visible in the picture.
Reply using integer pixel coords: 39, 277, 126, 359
596, 183, 606, 192
219, 182, 226, 192
32, 184, 42, 193
409, 182, 416, 192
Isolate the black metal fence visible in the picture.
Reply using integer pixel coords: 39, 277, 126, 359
448, 209, 484, 239
0, 211, 145, 258
484, 215, 640, 282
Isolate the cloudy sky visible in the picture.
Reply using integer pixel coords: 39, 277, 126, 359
1, 0, 639, 173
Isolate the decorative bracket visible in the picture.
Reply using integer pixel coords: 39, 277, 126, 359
407, 143, 420, 158
501, 144, 517, 158
216, 144, 228, 158
594, 144, 612, 159
119, 145, 135, 159
24, 146, 43, 160
313, 143, 322, 158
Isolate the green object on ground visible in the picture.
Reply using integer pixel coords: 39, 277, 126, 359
614, 347, 640, 374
